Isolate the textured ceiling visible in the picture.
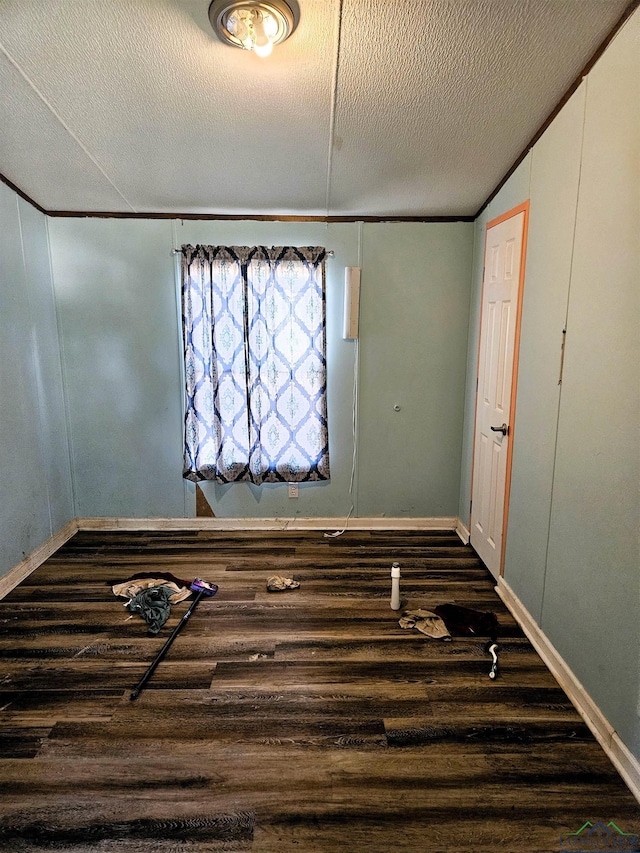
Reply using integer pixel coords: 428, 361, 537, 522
0, 0, 632, 217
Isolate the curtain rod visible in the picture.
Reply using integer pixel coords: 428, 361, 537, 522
171, 248, 334, 257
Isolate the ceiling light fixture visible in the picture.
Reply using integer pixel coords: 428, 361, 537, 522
209, 1, 297, 57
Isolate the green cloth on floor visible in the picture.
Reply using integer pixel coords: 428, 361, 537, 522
127, 584, 176, 634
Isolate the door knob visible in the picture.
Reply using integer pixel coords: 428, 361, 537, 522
490, 423, 509, 436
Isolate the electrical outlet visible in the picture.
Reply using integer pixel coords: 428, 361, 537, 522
288, 483, 299, 498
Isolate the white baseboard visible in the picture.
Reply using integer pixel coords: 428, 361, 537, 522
0, 518, 78, 600
456, 518, 470, 544
496, 576, 640, 804
77, 516, 459, 532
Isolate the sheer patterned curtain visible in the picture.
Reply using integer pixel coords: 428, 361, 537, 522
181, 245, 330, 484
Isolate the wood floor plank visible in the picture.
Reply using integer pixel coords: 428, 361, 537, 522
0, 660, 215, 692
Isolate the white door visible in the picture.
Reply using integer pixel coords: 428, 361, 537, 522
470, 207, 527, 577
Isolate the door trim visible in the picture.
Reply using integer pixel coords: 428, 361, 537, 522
470, 200, 530, 575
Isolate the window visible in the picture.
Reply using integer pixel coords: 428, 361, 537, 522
181, 245, 330, 484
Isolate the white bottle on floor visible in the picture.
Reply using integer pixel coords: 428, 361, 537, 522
390, 562, 401, 610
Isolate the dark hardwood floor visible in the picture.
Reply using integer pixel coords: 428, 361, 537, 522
0, 529, 637, 852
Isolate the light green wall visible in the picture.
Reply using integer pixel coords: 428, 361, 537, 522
358, 223, 472, 517
504, 85, 585, 621
541, 14, 639, 754
459, 10, 639, 760
48, 217, 187, 518
0, 183, 73, 578
49, 218, 473, 519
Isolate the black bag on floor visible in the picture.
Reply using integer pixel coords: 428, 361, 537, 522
433, 604, 500, 679
433, 603, 498, 638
